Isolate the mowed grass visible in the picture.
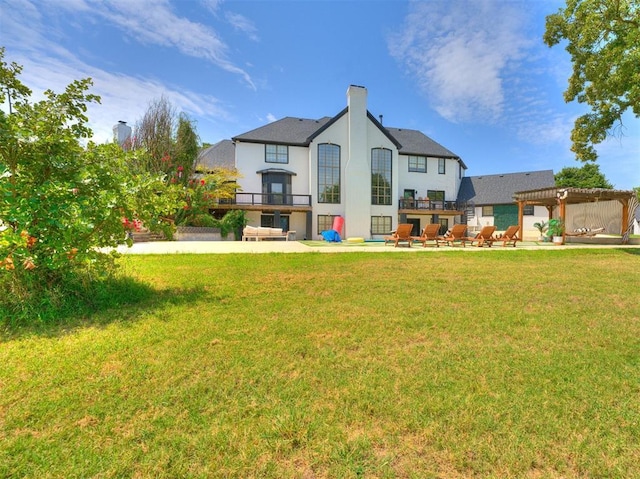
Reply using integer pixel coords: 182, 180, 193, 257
1, 249, 639, 478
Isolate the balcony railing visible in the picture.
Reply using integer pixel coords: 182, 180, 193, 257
398, 198, 459, 211
219, 192, 312, 207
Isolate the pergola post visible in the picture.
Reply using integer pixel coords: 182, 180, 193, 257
620, 198, 629, 244
517, 201, 524, 239
559, 197, 567, 244
546, 205, 554, 220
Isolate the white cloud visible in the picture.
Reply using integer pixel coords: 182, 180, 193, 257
225, 11, 259, 42
23, 0, 256, 90
388, 0, 530, 123
5, 49, 231, 144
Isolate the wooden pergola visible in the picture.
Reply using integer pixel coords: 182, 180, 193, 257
513, 187, 635, 244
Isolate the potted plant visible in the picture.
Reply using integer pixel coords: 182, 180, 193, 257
547, 218, 564, 245
533, 221, 548, 241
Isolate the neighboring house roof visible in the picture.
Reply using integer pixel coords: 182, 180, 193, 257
196, 140, 236, 171
457, 170, 555, 205
232, 110, 461, 162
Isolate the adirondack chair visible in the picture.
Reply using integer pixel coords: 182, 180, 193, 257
467, 225, 497, 247
384, 223, 413, 247
494, 225, 521, 247
411, 223, 441, 247
437, 224, 468, 246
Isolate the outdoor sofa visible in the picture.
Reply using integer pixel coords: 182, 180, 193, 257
242, 226, 296, 241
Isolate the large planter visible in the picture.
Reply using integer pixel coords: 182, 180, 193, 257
552, 235, 564, 245
175, 226, 236, 241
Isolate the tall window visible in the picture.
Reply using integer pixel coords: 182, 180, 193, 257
318, 144, 340, 203
265, 144, 288, 164
371, 216, 392, 234
438, 158, 446, 174
408, 155, 427, 173
371, 148, 392, 205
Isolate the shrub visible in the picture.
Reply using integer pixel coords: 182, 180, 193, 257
0, 48, 181, 324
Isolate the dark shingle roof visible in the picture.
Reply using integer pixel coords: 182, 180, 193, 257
457, 170, 555, 205
386, 127, 459, 159
232, 117, 333, 146
232, 112, 462, 163
196, 140, 236, 171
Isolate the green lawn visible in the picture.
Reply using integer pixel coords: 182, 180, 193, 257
1, 249, 639, 478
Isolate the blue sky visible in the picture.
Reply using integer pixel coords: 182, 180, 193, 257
1, 0, 638, 189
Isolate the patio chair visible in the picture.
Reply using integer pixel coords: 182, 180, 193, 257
411, 223, 441, 247
384, 223, 413, 247
467, 225, 497, 247
493, 225, 521, 247
437, 224, 468, 247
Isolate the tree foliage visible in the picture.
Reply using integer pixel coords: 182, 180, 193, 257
130, 98, 200, 186
555, 162, 614, 188
0, 48, 180, 322
544, 0, 640, 161
174, 113, 200, 184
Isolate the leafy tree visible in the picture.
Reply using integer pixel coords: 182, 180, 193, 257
0, 49, 180, 322
544, 0, 640, 162
173, 113, 200, 185
130, 96, 176, 174
174, 169, 241, 228
555, 162, 614, 188
130, 98, 200, 187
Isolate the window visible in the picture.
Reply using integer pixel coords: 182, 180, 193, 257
523, 205, 534, 216
317, 215, 335, 234
482, 206, 494, 216
427, 190, 445, 202
459, 163, 462, 179
265, 144, 288, 164
371, 216, 392, 234
261, 214, 290, 231
318, 144, 340, 203
371, 148, 392, 205
438, 218, 448, 235
438, 158, 446, 174
408, 155, 427, 173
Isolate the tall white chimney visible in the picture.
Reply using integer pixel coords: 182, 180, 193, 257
113, 121, 132, 147
344, 85, 371, 238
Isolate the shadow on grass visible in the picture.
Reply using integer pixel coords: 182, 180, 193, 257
619, 247, 640, 256
0, 275, 209, 341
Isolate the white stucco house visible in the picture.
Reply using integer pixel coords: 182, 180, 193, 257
199, 85, 554, 240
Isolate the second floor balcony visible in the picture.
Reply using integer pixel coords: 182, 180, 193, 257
216, 193, 464, 215
398, 198, 461, 213
217, 192, 313, 212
